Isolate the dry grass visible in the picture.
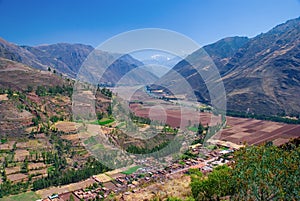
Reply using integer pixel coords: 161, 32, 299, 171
16, 140, 46, 149
0, 141, 15, 150
7, 173, 27, 182
14, 149, 29, 161
5, 166, 20, 175
61, 134, 81, 141
28, 162, 47, 170
54, 121, 81, 133
118, 174, 191, 201
0, 94, 8, 101
29, 168, 47, 176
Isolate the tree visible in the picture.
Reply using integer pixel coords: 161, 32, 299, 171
197, 123, 204, 136
20, 157, 29, 173
231, 145, 300, 201
96, 112, 103, 120
35, 152, 39, 161
32, 117, 39, 126
36, 86, 47, 96
107, 105, 112, 116
27, 85, 33, 92
2, 169, 7, 182
190, 165, 232, 201
50, 115, 59, 123
190, 145, 300, 201
7, 88, 13, 99
29, 129, 35, 139
69, 194, 75, 201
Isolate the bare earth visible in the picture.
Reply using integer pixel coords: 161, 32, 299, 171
220, 117, 300, 146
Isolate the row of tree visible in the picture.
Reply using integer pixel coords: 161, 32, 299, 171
33, 158, 109, 190
35, 85, 73, 97
227, 110, 300, 124
0, 181, 30, 198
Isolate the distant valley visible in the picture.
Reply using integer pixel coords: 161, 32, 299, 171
1, 17, 300, 117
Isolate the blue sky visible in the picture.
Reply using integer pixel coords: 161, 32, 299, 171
0, 0, 299, 47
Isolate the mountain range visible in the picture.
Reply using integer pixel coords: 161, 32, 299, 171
0, 38, 157, 84
163, 17, 300, 116
0, 16, 299, 116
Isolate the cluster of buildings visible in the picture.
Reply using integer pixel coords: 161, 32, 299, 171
165, 143, 233, 176
39, 142, 235, 201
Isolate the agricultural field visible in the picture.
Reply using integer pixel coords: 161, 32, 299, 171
54, 121, 82, 134
220, 117, 300, 146
125, 88, 221, 129
127, 88, 300, 147
130, 102, 216, 128
0, 191, 40, 201
121, 166, 141, 175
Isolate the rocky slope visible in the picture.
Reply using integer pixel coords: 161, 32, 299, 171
164, 17, 300, 116
0, 58, 71, 136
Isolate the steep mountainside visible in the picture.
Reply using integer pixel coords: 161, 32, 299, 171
22, 43, 94, 77
76, 50, 158, 85
0, 58, 72, 136
0, 38, 46, 70
157, 36, 250, 104
0, 38, 93, 77
222, 17, 300, 115
0, 38, 157, 83
203, 36, 249, 75
164, 17, 300, 116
